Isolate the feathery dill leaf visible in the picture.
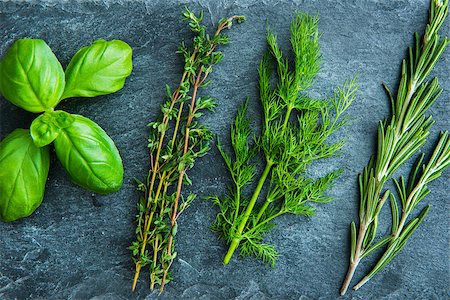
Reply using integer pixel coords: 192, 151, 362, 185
340, 0, 449, 295
211, 12, 358, 266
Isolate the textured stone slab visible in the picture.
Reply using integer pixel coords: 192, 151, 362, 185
0, 0, 448, 299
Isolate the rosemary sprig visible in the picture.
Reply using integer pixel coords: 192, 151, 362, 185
211, 12, 358, 266
354, 132, 450, 290
129, 8, 244, 292
340, 0, 449, 295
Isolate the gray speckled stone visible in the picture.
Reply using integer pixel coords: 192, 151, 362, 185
0, 0, 449, 299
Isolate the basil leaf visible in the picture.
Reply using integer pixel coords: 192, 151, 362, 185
0, 129, 50, 222
30, 112, 61, 147
0, 60, 3, 96
52, 110, 75, 129
30, 110, 75, 147
0, 39, 65, 112
62, 40, 133, 100
53, 114, 123, 194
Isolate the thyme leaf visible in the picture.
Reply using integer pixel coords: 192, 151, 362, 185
129, 7, 244, 292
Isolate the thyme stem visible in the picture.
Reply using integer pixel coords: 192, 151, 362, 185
130, 9, 245, 292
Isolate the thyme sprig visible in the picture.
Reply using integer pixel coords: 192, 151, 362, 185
340, 0, 449, 295
129, 8, 244, 292
211, 12, 358, 266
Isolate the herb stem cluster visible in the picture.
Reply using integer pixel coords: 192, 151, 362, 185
213, 12, 358, 266
340, 0, 449, 294
130, 8, 244, 292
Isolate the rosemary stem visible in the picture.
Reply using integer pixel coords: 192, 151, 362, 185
340, 262, 358, 296
352, 240, 397, 291
224, 160, 273, 265
352, 274, 371, 291
340, 75, 418, 295
340, 222, 367, 296
395, 80, 417, 137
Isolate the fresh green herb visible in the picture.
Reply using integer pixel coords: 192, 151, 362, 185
54, 114, 124, 193
0, 129, 49, 222
129, 8, 244, 292
211, 12, 357, 266
0, 38, 133, 221
340, 0, 449, 294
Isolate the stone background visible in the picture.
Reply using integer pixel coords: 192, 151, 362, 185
0, 0, 449, 299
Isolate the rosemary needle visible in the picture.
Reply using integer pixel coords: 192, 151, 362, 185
340, 0, 449, 295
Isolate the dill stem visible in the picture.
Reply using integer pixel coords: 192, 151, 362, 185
223, 160, 273, 265
232, 187, 241, 226
253, 103, 293, 225
340, 222, 367, 296
223, 86, 295, 265
245, 210, 283, 236
282, 104, 293, 132
254, 199, 270, 224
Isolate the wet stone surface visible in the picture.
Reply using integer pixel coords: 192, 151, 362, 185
0, 0, 449, 299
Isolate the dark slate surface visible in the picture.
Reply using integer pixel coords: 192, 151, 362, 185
0, 0, 449, 299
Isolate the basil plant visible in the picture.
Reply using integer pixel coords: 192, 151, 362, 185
0, 38, 132, 222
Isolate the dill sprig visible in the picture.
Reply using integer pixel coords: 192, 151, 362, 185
129, 8, 244, 292
340, 0, 449, 295
211, 12, 358, 266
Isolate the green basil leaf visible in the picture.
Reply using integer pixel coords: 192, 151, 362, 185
0, 129, 50, 222
62, 40, 133, 100
52, 110, 75, 128
0, 60, 3, 96
30, 112, 61, 147
54, 114, 123, 194
0, 39, 65, 112
30, 110, 75, 147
